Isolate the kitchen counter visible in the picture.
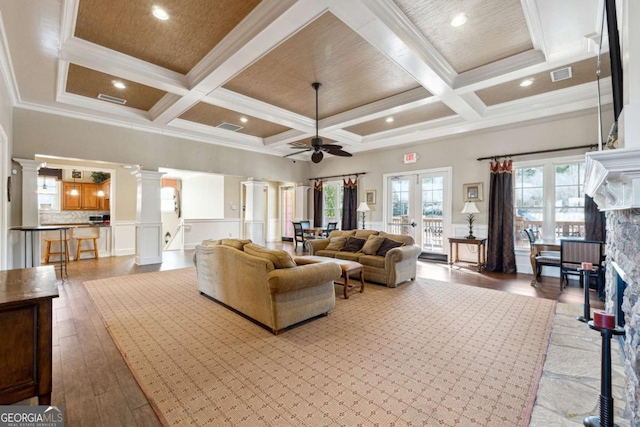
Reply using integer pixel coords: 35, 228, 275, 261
41, 223, 112, 227
38, 225, 112, 260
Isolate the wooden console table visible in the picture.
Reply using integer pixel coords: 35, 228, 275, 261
448, 237, 487, 272
0, 266, 58, 405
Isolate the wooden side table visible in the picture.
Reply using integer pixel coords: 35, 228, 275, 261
294, 256, 365, 299
448, 237, 487, 272
0, 266, 58, 405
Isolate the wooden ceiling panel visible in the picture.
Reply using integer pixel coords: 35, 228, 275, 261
74, 0, 261, 74
179, 102, 290, 138
394, 0, 533, 73
289, 136, 337, 148
476, 56, 611, 106
223, 12, 430, 119
345, 103, 456, 136
66, 64, 167, 111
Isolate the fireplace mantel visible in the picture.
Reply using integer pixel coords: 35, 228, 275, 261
584, 147, 640, 210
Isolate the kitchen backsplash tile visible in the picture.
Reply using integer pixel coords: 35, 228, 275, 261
40, 210, 110, 224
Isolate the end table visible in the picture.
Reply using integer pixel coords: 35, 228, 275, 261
448, 237, 487, 272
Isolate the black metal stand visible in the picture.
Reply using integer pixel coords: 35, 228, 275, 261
577, 268, 591, 323
583, 321, 624, 427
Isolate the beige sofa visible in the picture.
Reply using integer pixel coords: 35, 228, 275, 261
195, 239, 341, 334
306, 230, 421, 287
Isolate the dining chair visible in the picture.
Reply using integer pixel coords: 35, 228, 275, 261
523, 228, 560, 281
560, 240, 605, 293
292, 222, 308, 251
323, 222, 338, 237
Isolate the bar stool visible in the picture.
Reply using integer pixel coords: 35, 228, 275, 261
75, 227, 100, 261
43, 230, 70, 264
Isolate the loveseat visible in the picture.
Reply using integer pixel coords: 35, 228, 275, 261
305, 230, 421, 287
195, 239, 341, 334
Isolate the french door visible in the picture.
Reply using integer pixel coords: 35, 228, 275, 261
280, 186, 295, 240
384, 168, 452, 255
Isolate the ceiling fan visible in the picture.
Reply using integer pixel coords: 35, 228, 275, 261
284, 82, 353, 163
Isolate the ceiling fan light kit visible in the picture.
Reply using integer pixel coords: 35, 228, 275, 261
284, 82, 353, 163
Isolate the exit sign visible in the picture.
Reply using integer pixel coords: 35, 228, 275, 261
403, 153, 418, 164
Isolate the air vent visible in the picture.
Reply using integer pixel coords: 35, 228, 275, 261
216, 122, 243, 132
97, 93, 127, 105
550, 67, 573, 82
291, 141, 309, 148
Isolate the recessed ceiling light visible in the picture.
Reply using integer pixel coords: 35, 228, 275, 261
152, 6, 169, 20
386, 117, 394, 123
450, 14, 468, 27
520, 78, 534, 87
240, 117, 248, 123
112, 81, 126, 89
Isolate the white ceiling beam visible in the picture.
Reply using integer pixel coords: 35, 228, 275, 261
521, 0, 548, 58
204, 88, 316, 134
168, 118, 265, 147
454, 50, 546, 90
263, 129, 310, 147
59, 38, 190, 96
56, 91, 151, 122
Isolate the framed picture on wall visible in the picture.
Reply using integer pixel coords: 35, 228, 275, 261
463, 182, 483, 202
365, 189, 376, 204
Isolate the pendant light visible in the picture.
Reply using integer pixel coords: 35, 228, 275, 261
70, 170, 79, 196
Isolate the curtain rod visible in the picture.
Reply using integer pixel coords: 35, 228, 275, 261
476, 144, 598, 161
308, 172, 367, 181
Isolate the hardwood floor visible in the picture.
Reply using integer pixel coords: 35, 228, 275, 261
15, 242, 603, 426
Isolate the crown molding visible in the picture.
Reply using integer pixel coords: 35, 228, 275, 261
263, 129, 310, 147
56, 91, 151, 122
168, 118, 264, 147
60, 0, 78, 44
0, 12, 20, 105
454, 50, 546, 90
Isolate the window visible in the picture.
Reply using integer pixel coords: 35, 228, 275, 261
161, 187, 176, 213
391, 179, 410, 216
513, 157, 585, 248
37, 177, 60, 211
322, 182, 343, 226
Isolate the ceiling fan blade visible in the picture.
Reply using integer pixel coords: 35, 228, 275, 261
283, 148, 311, 158
311, 151, 324, 163
324, 148, 353, 157
320, 144, 343, 150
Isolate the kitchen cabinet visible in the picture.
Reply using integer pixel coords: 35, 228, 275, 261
62, 182, 100, 210
99, 179, 110, 210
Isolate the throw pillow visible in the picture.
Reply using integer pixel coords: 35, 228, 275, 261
361, 235, 386, 255
221, 239, 252, 251
341, 237, 366, 252
244, 243, 296, 269
201, 239, 221, 246
376, 238, 404, 257
325, 236, 347, 251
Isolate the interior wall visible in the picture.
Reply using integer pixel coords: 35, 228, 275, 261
0, 64, 13, 268
308, 110, 612, 229
12, 108, 307, 224
224, 175, 244, 219
181, 174, 225, 219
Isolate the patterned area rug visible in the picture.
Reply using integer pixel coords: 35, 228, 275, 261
84, 268, 556, 427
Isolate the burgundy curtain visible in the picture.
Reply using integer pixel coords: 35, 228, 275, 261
584, 195, 605, 242
313, 181, 323, 227
486, 160, 516, 273
341, 178, 358, 230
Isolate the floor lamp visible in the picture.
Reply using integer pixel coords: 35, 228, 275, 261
357, 202, 371, 230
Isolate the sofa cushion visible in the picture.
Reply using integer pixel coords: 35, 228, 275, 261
358, 255, 386, 268
328, 230, 356, 239
342, 237, 366, 252
221, 238, 252, 250
244, 243, 296, 269
378, 231, 414, 246
201, 239, 222, 246
316, 250, 339, 258
376, 238, 404, 257
325, 237, 347, 251
354, 230, 379, 240
361, 235, 386, 255
335, 252, 362, 262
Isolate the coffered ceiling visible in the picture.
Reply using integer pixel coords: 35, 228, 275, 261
0, 0, 613, 161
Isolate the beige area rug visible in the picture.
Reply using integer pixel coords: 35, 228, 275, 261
84, 268, 556, 427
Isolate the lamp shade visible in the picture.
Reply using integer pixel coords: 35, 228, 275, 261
461, 202, 480, 214
357, 202, 371, 212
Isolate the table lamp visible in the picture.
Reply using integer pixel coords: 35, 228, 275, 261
357, 202, 371, 230
461, 202, 480, 239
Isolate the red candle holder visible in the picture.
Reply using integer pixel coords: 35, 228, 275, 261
593, 311, 616, 329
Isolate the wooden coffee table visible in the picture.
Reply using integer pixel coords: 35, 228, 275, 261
295, 256, 365, 299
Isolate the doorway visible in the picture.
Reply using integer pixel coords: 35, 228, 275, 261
383, 167, 452, 257
280, 185, 295, 241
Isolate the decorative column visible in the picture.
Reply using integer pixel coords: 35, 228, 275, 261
620, 0, 640, 150
133, 170, 165, 265
13, 158, 44, 268
242, 180, 267, 246
294, 185, 310, 221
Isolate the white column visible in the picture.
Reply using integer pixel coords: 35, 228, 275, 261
294, 185, 310, 221
620, 0, 640, 149
242, 180, 267, 246
133, 170, 165, 265
12, 158, 44, 268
